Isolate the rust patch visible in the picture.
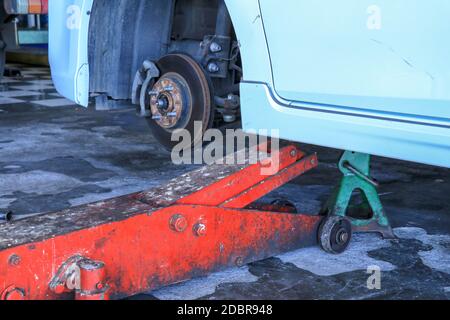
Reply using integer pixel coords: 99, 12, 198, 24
95, 238, 108, 250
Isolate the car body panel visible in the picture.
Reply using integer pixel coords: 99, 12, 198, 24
228, 0, 450, 167
48, 0, 93, 107
240, 82, 450, 168
259, 0, 450, 121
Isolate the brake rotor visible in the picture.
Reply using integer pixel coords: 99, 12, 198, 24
145, 54, 214, 150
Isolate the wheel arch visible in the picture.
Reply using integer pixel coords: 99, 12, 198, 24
88, 0, 257, 101
88, 0, 175, 100
224, 0, 273, 85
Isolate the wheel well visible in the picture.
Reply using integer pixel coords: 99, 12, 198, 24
171, 0, 219, 41
89, 0, 240, 102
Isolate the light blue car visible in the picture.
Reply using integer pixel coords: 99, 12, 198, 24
49, 0, 450, 168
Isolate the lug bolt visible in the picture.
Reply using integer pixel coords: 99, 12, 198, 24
210, 42, 222, 53
170, 214, 188, 233
207, 63, 220, 73
152, 115, 162, 121
193, 223, 207, 237
163, 86, 174, 92
167, 112, 177, 118
148, 90, 159, 96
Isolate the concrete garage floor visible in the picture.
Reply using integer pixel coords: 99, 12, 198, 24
0, 64, 449, 300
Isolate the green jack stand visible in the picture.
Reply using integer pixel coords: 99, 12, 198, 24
322, 151, 396, 239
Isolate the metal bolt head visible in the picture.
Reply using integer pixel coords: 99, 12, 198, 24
210, 42, 222, 53
193, 223, 207, 237
235, 257, 244, 267
170, 214, 188, 233
223, 114, 236, 123
207, 63, 220, 73
8, 254, 21, 267
290, 149, 297, 158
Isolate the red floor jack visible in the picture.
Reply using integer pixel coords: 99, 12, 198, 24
0, 145, 356, 300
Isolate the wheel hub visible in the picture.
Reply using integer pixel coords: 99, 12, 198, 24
336, 229, 349, 244
144, 54, 213, 150
149, 73, 192, 130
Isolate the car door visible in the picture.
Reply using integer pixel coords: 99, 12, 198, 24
48, 0, 93, 107
258, 0, 450, 124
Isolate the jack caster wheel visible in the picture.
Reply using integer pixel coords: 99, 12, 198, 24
319, 216, 352, 254
144, 54, 214, 150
